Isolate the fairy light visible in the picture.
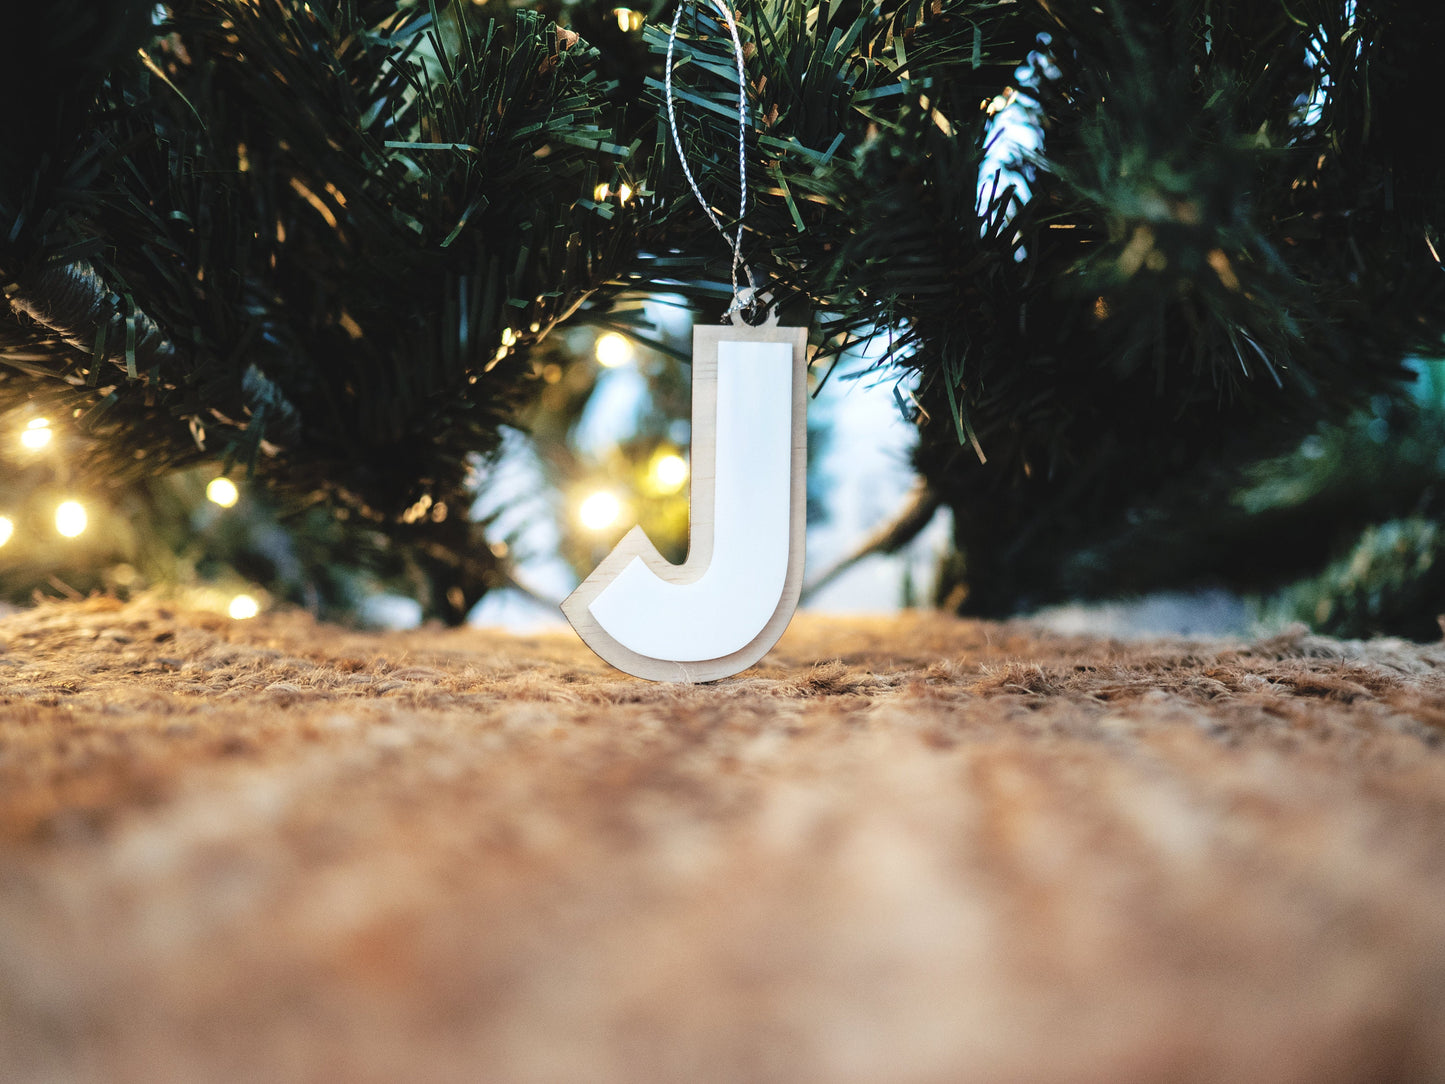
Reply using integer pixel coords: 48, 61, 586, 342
593, 183, 635, 203
579, 490, 623, 532
206, 477, 240, 508
649, 451, 689, 494
20, 418, 52, 450
0, 516, 12, 547
228, 594, 260, 620
55, 500, 87, 538
595, 332, 633, 368
613, 7, 644, 31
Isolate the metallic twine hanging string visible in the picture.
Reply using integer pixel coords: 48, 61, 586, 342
664, 0, 760, 317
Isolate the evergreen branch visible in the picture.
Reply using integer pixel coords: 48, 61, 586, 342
5, 1, 638, 528
6, 260, 178, 381
800, 477, 940, 602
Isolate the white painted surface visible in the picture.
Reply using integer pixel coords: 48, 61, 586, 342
586, 341, 793, 661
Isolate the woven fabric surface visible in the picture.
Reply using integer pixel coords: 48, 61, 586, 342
2, 598, 1444, 1083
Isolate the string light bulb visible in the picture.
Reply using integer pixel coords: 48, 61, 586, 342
0, 516, 12, 547
55, 500, 87, 538
595, 332, 633, 368
649, 451, 689, 494
20, 418, 52, 450
613, 7, 644, 31
579, 490, 623, 532
206, 477, 240, 508
228, 594, 260, 620
593, 183, 637, 204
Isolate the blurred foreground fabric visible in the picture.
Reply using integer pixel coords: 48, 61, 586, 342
1, 599, 1443, 1082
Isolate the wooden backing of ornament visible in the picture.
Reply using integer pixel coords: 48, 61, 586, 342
561, 315, 809, 682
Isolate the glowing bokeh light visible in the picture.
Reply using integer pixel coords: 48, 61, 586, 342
229, 594, 260, 620
55, 500, 87, 538
0, 516, 12, 547
579, 490, 623, 532
650, 452, 689, 494
20, 418, 52, 450
206, 477, 240, 507
594, 332, 633, 368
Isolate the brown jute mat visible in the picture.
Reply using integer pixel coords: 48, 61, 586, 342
2, 597, 1444, 1083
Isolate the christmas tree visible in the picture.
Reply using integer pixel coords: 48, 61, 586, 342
650, 0, 1444, 631
2, 0, 1441, 633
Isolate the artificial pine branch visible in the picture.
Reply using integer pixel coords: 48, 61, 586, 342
799, 477, 941, 601
0, 0, 641, 620
645, 0, 1444, 622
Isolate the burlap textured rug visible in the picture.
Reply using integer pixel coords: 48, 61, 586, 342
2, 597, 1443, 1082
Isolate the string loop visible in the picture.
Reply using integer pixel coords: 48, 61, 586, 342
664, 0, 760, 318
